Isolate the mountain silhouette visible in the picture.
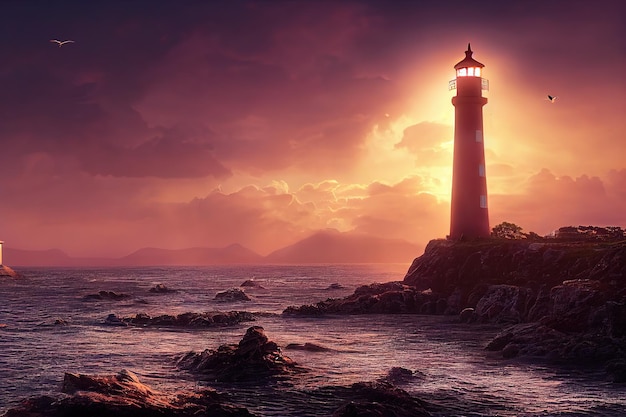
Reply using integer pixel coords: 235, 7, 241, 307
265, 230, 421, 263
3, 232, 422, 266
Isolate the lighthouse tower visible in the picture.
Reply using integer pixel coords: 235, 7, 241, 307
449, 44, 490, 239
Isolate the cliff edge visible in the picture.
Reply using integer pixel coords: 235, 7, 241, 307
403, 238, 625, 312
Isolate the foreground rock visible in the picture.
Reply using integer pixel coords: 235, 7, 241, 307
104, 311, 255, 328
3, 369, 254, 417
177, 326, 302, 382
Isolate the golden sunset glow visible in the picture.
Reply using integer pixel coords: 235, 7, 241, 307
0, 1, 623, 259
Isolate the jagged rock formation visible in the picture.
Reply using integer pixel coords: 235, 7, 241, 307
177, 326, 302, 382
403, 239, 625, 314
3, 369, 254, 416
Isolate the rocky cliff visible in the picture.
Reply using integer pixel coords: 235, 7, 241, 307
406, 238, 626, 380
284, 237, 626, 381
403, 238, 625, 317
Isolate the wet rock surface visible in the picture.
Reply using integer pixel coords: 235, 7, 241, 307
3, 369, 254, 417
329, 380, 431, 417
103, 311, 255, 328
215, 288, 252, 302
177, 326, 302, 382
284, 342, 331, 352
83, 290, 131, 301
283, 281, 432, 315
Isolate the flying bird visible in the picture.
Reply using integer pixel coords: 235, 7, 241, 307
547, 95, 557, 103
50, 39, 75, 47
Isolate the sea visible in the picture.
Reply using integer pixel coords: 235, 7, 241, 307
0, 264, 624, 416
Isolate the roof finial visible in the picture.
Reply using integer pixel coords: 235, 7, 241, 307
465, 43, 473, 58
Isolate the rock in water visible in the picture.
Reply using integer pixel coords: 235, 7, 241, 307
104, 311, 255, 328
84, 290, 131, 301
215, 288, 251, 302
149, 283, 176, 293
285, 342, 331, 352
177, 326, 302, 382
4, 369, 254, 416
331, 381, 431, 417
0, 265, 19, 277
240, 279, 265, 289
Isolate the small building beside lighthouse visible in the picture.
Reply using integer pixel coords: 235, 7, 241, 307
448, 44, 490, 240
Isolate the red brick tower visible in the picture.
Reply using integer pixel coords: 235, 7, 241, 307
449, 44, 490, 239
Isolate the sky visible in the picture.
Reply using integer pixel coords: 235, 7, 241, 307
0, 0, 624, 258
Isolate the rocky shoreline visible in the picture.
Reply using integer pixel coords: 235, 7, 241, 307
284, 238, 626, 382
3, 237, 625, 415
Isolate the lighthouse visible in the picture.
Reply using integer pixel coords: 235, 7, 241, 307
449, 44, 490, 239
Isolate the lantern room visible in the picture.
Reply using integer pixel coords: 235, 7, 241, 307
448, 43, 489, 93
454, 43, 484, 77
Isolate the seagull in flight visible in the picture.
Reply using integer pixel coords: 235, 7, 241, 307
547, 95, 557, 103
50, 39, 75, 47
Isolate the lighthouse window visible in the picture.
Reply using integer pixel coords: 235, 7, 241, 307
475, 130, 483, 142
480, 195, 487, 208
468, 67, 474, 76
458, 68, 467, 77
479, 164, 485, 177
475, 67, 481, 76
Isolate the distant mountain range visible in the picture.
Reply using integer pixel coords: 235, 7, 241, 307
3, 230, 422, 267
264, 229, 421, 264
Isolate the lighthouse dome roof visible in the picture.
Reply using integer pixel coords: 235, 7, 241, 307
454, 43, 484, 69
